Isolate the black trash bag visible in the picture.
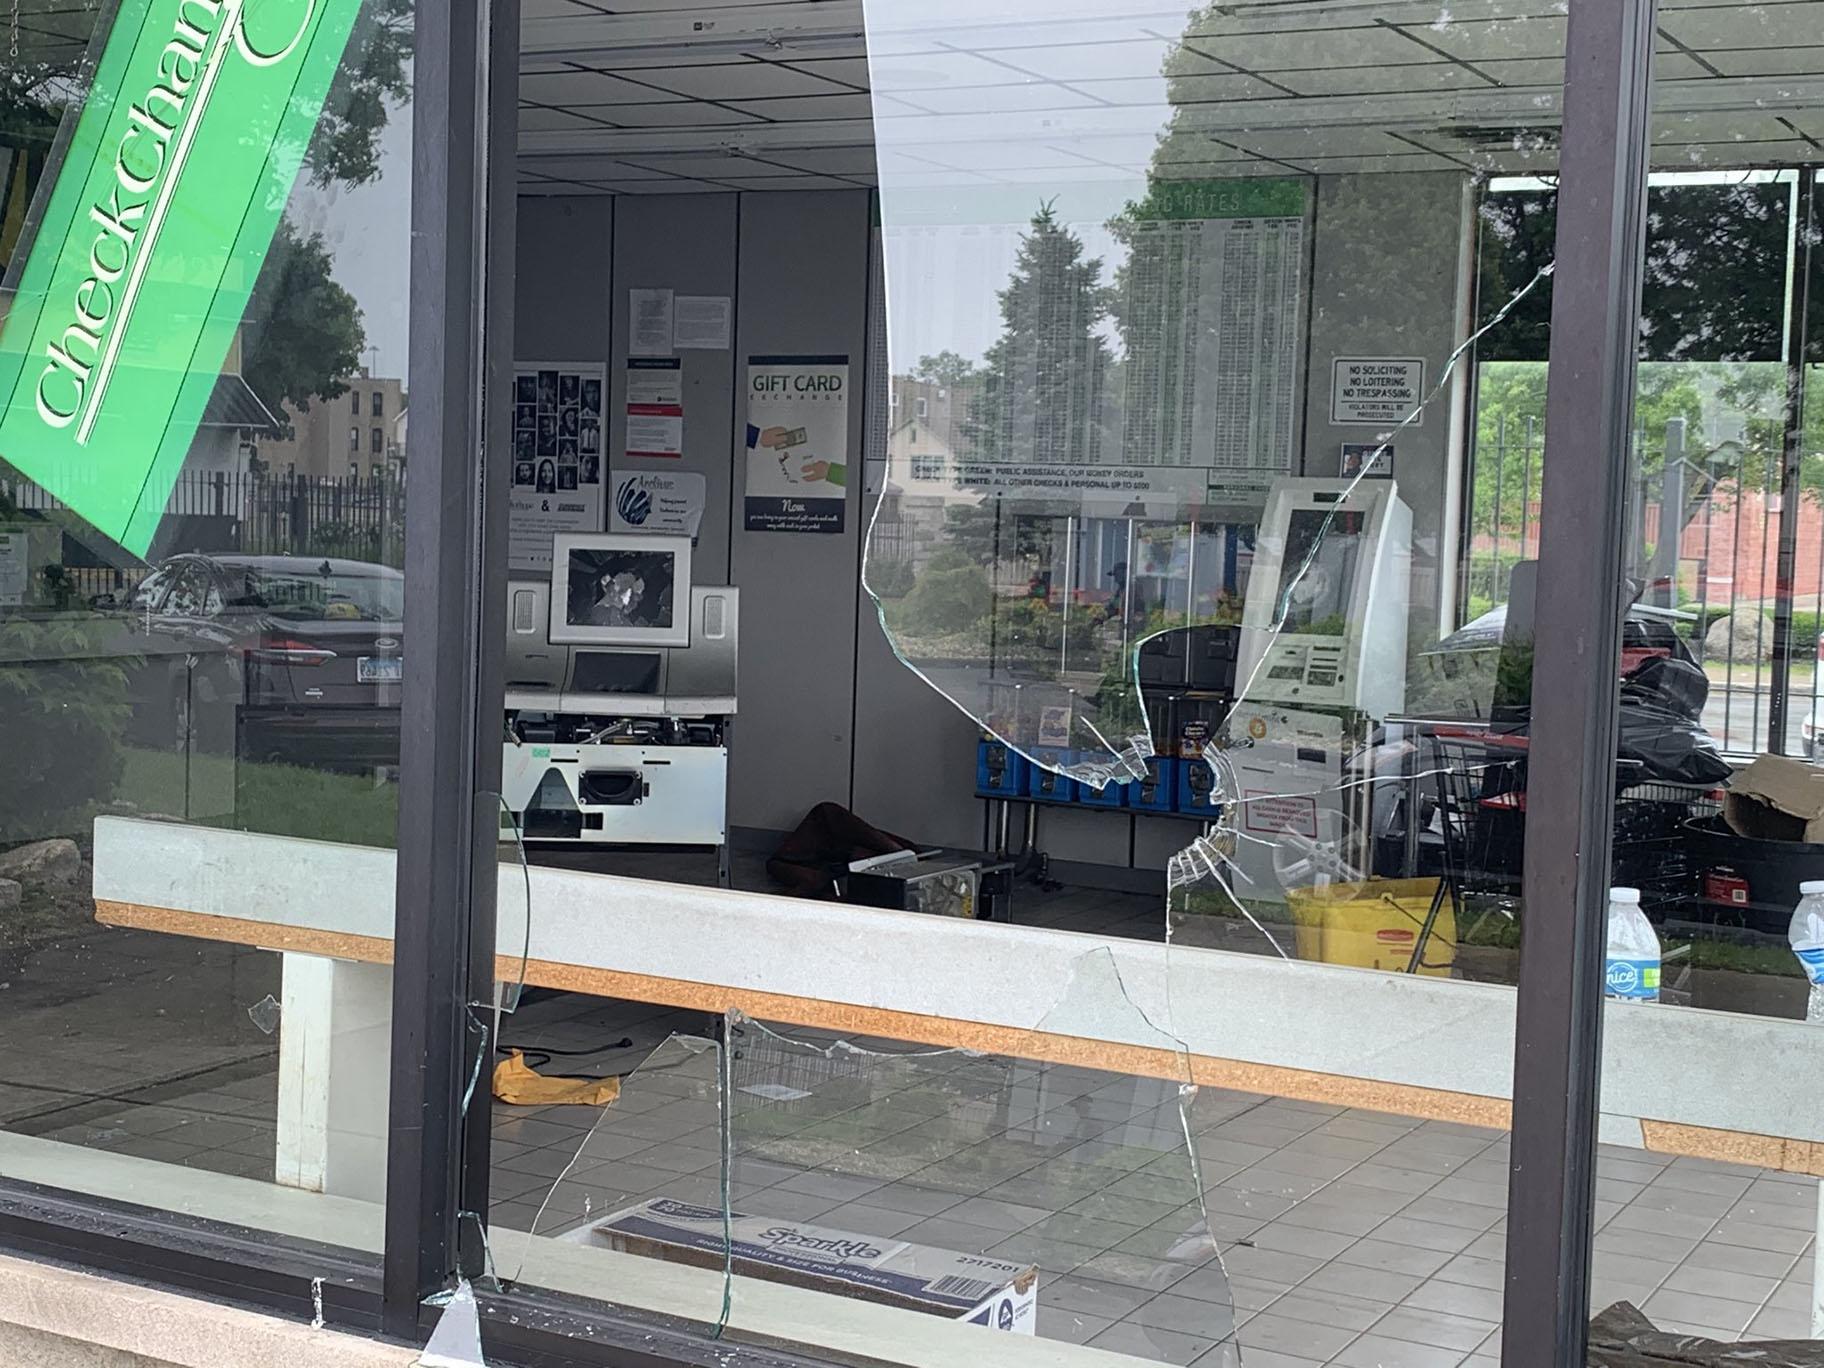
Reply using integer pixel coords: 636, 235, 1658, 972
1616, 656, 1730, 787
1624, 655, 1710, 721
1616, 704, 1732, 786
1590, 1301, 1824, 1366
766, 802, 915, 899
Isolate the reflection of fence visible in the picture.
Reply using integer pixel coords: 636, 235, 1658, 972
3, 469, 408, 574
1467, 404, 1824, 755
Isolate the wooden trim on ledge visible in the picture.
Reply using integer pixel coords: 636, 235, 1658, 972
100, 899, 1823, 1174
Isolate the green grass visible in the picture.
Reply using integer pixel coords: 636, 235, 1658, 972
118, 747, 398, 848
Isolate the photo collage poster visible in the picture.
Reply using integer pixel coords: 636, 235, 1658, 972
509, 362, 606, 571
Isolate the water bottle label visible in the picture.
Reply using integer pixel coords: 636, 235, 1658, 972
1796, 946, 1824, 986
1605, 957, 1660, 999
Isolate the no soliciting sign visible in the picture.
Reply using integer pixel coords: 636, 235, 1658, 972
1330, 357, 1424, 426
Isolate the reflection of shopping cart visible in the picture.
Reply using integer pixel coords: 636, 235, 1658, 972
1429, 728, 1529, 897
1428, 728, 1720, 926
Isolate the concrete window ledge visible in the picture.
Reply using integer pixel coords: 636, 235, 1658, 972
0, 1253, 415, 1368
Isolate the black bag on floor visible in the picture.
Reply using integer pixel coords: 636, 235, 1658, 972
766, 802, 915, 899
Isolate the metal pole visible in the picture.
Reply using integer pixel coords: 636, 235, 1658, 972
1521, 413, 1536, 557
1502, 0, 1655, 1359
1492, 409, 1507, 599
1656, 418, 1686, 608
1769, 170, 1816, 755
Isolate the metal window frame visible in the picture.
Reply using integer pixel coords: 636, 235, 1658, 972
1501, 0, 1657, 1362
383, 0, 511, 1333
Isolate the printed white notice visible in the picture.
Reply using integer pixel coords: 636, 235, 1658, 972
625, 358, 684, 458
674, 295, 732, 350
629, 288, 674, 356
0, 532, 26, 605
610, 469, 707, 538
1331, 357, 1425, 426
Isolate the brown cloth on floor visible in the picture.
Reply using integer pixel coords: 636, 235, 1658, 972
1590, 1302, 1824, 1366
766, 801, 915, 898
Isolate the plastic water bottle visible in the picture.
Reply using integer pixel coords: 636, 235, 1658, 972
1788, 881, 1824, 1023
1604, 888, 1661, 1003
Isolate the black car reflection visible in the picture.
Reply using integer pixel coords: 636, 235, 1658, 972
130, 554, 403, 771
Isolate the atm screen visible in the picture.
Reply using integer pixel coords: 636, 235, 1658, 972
565, 548, 677, 632
1279, 508, 1364, 635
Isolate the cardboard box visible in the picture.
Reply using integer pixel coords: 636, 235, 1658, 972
1724, 755, 1824, 843
582, 1197, 1038, 1333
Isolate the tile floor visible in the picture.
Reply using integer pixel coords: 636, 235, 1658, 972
476, 991, 1817, 1367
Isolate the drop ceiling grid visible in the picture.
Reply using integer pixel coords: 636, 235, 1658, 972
516, 0, 1824, 192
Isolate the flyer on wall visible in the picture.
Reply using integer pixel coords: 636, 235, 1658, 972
611, 469, 707, 539
744, 355, 849, 534
626, 357, 685, 458
509, 361, 607, 571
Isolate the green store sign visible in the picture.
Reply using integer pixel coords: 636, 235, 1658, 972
0, 0, 359, 557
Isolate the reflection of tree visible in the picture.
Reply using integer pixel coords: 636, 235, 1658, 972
962, 205, 1113, 466
243, 223, 367, 422
913, 351, 979, 388
1478, 181, 1795, 363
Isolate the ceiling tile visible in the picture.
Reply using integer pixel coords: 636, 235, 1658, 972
518, 104, 616, 132
870, 49, 1032, 91
717, 175, 863, 191
760, 147, 881, 176
1474, 56, 1567, 85
780, 57, 872, 89
884, 82, 1103, 116
634, 60, 860, 101
519, 157, 672, 180
978, 38, 1177, 82
723, 93, 877, 121
1273, 63, 1493, 97
1701, 46, 1824, 78
1184, 26, 1421, 72
1406, 14, 1568, 62
615, 154, 784, 179
563, 103, 766, 129
520, 68, 683, 105
1660, 2, 1824, 51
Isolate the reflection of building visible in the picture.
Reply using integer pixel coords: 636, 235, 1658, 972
257, 370, 408, 478
887, 376, 971, 490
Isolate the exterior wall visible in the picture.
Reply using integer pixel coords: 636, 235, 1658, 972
0, 1255, 414, 1368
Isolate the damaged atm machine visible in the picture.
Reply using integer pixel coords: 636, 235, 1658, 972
502, 533, 739, 882
1223, 477, 1412, 903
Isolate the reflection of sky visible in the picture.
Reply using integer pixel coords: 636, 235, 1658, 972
885, 218, 1128, 370
285, 90, 414, 382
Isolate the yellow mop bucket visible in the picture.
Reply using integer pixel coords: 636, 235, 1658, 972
1284, 877, 1456, 976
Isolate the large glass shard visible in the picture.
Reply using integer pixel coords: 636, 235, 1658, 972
493, 1030, 730, 1331
720, 948, 1237, 1364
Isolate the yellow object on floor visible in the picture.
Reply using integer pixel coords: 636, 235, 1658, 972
492, 1049, 622, 1106
1285, 877, 1456, 976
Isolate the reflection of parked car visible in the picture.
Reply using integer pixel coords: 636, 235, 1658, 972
130, 554, 403, 770
1410, 600, 1698, 719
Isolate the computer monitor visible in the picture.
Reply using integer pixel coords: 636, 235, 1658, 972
548, 532, 692, 647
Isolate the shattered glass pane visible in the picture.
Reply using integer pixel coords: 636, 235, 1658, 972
720, 950, 1239, 1363
494, 794, 532, 1016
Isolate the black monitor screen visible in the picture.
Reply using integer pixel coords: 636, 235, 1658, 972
565, 549, 676, 632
